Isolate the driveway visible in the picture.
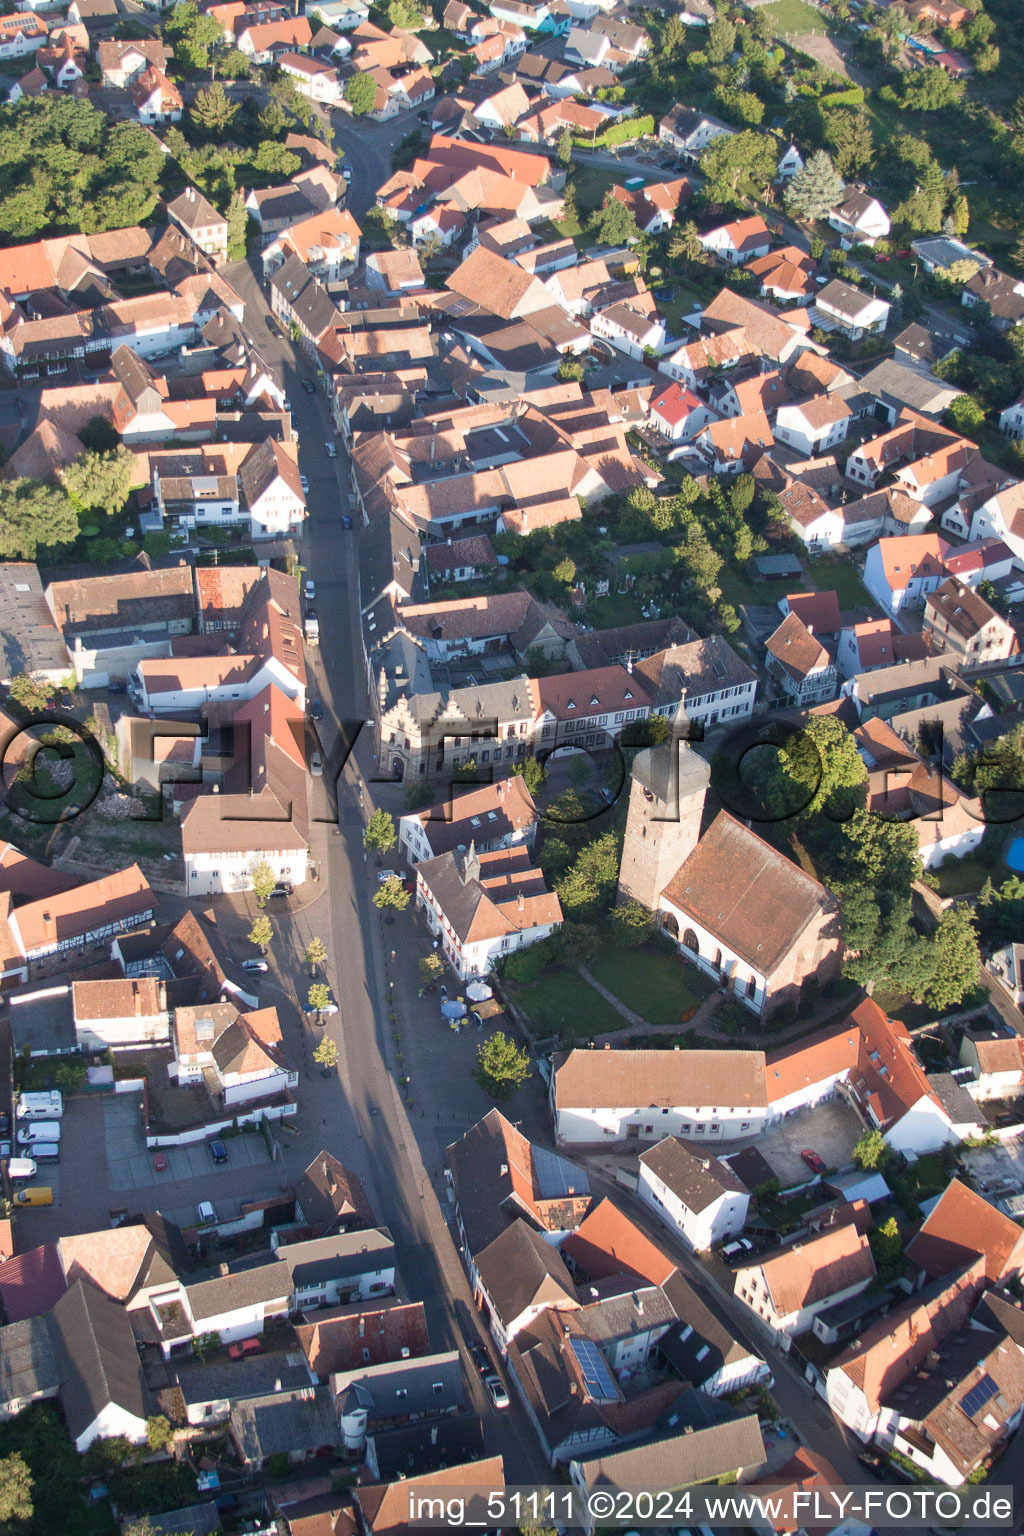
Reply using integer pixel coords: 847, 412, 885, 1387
722, 1099, 865, 1187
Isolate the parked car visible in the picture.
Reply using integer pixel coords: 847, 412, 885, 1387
0, 1112, 9, 1136
300, 474, 310, 493
269, 883, 293, 899
14, 1187, 53, 1206
721, 1238, 754, 1263
304, 578, 315, 601
800, 1149, 827, 1175
197, 1201, 217, 1224
302, 379, 315, 393
468, 1341, 491, 1376
484, 1373, 509, 1410
242, 959, 268, 973
341, 513, 353, 529
228, 1337, 262, 1360
309, 698, 323, 720
326, 442, 338, 458
342, 164, 353, 180
153, 1152, 167, 1173
208, 1138, 229, 1165
311, 750, 323, 777
377, 869, 399, 883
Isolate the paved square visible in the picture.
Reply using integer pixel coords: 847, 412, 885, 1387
103, 1093, 273, 1192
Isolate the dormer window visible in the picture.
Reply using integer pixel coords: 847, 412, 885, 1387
566, 699, 575, 709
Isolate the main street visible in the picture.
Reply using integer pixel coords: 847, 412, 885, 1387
222, 247, 552, 1482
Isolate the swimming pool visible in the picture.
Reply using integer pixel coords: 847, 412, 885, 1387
1006, 837, 1024, 872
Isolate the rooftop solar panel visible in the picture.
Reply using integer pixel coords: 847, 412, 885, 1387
960, 1374, 998, 1419
569, 1336, 619, 1403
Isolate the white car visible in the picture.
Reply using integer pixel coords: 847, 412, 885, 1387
242, 959, 268, 973
304, 578, 315, 601
377, 869, 399, 883
484, 1373, 509, 1410
197, 1201, 217, 1225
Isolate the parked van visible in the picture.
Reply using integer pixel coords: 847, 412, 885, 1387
29, 1144, 59, 1163
7, 1158, 37, 1181
16, 1122, 61, 1146
15, 1091, 63, 1120
13, 1187, 53, 1206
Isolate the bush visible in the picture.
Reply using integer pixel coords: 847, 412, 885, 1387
503, 944, 547, 984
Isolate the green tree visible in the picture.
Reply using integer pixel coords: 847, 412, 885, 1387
258, 100, 289, 138
700, 131, 777, 204
593, 190, 639, 246
475, 1028, 532, 1099
373, 876, 411, 910
610, 898, 655, 941
387, 0, 423, 23
556, 830, 620, 921
313, 1034, 338, 1070
553, 556, 576, 586
675, 524, 723, 595
706, 15, 736, 63
249, 859, 277, 908
0, 479, 78, 559
902, 66, 964, 113
363, 807, 397, 853
304, 936, 328, 975
556, 125, 573, 168
145, 1416, 174, 1454
345, 72, 377, 115
924, 903, 980, 1012
869, 1215, 903, 1283
0, 1452, 32, 1525
668, 219, 703, 265
308, 982, 332, 1016
561, 178, 578, 229
823, 110, 874, 178
248, 915, 273, 954
784, 150, 845, 223
226, 192, 249, 262
512, 757, 546, 796
7, 674, 54, 713
768, 716, 867, 823
60, 446, 135, 516
190, 82, 238, 136
661, 13, 685, 57
165, 0, 222, 70
852, 1128, 888, 1171
253, 140, 301, 179
419, 952, 444, 984
557, 359, 584, 382
946, 393, 986, 435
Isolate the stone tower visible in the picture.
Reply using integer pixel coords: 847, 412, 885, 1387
617, 738, 710, 912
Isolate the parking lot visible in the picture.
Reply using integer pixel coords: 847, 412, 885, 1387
103, 1093, 272, 1193
721, 1099, 865, 1188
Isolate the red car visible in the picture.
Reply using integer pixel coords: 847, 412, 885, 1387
800, 1149, 826, 1175
228, 1337, 262, 1360
896, 249, 911, 258
153, 1152, 167, 1173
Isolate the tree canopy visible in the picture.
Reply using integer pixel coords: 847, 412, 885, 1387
784, 150, 845, 222
475, 1029, 532, 1099
60, 447, 135, 517
592, 190, 639, 246
0, 99, 163, 240
699, 131, 777, 205
0, 480, 78, 560
345, 73, 377, 115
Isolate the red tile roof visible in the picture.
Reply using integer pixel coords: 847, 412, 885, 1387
560, 1197, 676, 1287
906, 1179, 1024, 1286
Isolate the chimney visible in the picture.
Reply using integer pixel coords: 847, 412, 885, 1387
135, 986, 142, 1017
219, 1263, 229, 1276
500, 1162, 508, 1176
431, 1425, 438, 1446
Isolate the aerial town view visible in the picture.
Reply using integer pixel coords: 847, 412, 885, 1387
3, 0, 1024, 1531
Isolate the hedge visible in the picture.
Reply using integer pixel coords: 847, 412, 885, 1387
822, 86, 865, 108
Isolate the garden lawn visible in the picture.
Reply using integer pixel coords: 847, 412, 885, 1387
515, 967, 623, 1039
719, 564, 807, 611
757, 0, 828, 35
587, 593, 645, 627
805, 555, 874, 612
929, 854, 1001, 898
588, 942, 715, 1026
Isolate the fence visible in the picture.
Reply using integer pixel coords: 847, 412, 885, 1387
146, 1100, 296, 1149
